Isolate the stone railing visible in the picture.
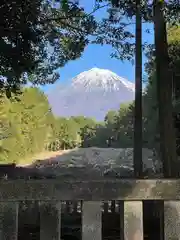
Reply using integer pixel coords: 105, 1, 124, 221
0, 179, 180, 240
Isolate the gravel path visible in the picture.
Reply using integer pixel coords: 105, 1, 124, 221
27, 147, 161, 179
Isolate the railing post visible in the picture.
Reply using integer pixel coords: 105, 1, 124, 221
40, 201, 61, 240
164, 201, 180, 240
65, 201, 71, 213
103, 201, 108, 213
124, 201, 143, 240
111, 200, 116, 213
0, 202, 19, 240
119, 201, 124, 240
82, 201, 102, 240
0, 203, 4, 240
72, 201, 78, 213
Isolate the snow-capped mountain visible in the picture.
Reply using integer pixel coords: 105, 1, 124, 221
47, 68, 135, 120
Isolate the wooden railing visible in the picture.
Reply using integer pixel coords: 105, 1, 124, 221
0, 179, 180, 239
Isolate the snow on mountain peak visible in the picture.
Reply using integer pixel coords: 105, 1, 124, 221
47, 68, 135, 120
72, 67, 135, 92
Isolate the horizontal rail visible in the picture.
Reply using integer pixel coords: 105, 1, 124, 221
0, 179, 179, 200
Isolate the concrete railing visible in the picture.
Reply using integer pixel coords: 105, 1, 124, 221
0, 179, 180, 239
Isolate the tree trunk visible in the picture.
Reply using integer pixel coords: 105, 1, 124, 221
153, 0, 177, 177
133, 0, 143, 177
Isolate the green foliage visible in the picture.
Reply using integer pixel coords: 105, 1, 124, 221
104, 110, 117, 125
1, 25, 179, 162
1, 0, 179, 94
1, 3, 180, 164
0, 0, 142, 94
94, 0, 180, 62
0, 0, 97, 93
0, 87, 53, 163
78, 103, 135, 148
47, 117, 82, 150
97, 0, 180, 23
79, 24, 180, 153
0, 89, 104, 163
111, 103, 134, 147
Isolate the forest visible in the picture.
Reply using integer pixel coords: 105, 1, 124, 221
1, 23, 180, 163
0, 0, 180, 170
0, 2, 180, 239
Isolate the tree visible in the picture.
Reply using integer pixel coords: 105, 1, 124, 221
95, 0, 180, 63
144, 25, 180, 157
168, 26, 180, 103
96, 0, 180, 177
47, 117, 82, 150
0, 87, 53, 163
153, 0, 177, 177
104, 110, 117, 125
0, 0, 97, 93
142, 72, 159, 151
133, 0, 143, 177
113, 103, 134, 147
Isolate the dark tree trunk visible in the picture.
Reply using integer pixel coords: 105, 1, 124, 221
153, 0, 177, 177
133, 0, 143, 177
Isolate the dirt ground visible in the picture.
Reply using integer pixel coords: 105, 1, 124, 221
24, 147, 160, 174
18, 150, 71, 166
13, 147, 162, 180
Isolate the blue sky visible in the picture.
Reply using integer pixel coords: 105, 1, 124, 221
43, 0, 154, 92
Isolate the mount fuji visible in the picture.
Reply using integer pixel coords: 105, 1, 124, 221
47, 68, 135, 120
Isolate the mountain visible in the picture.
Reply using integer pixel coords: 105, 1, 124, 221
47, 68, 135, 120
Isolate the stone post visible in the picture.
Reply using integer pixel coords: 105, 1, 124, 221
0, 202, 19, 240
82, 201, 102, 240
124, 201, 143, 240
164, 201, 180, 240
40, 202, 61, 240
